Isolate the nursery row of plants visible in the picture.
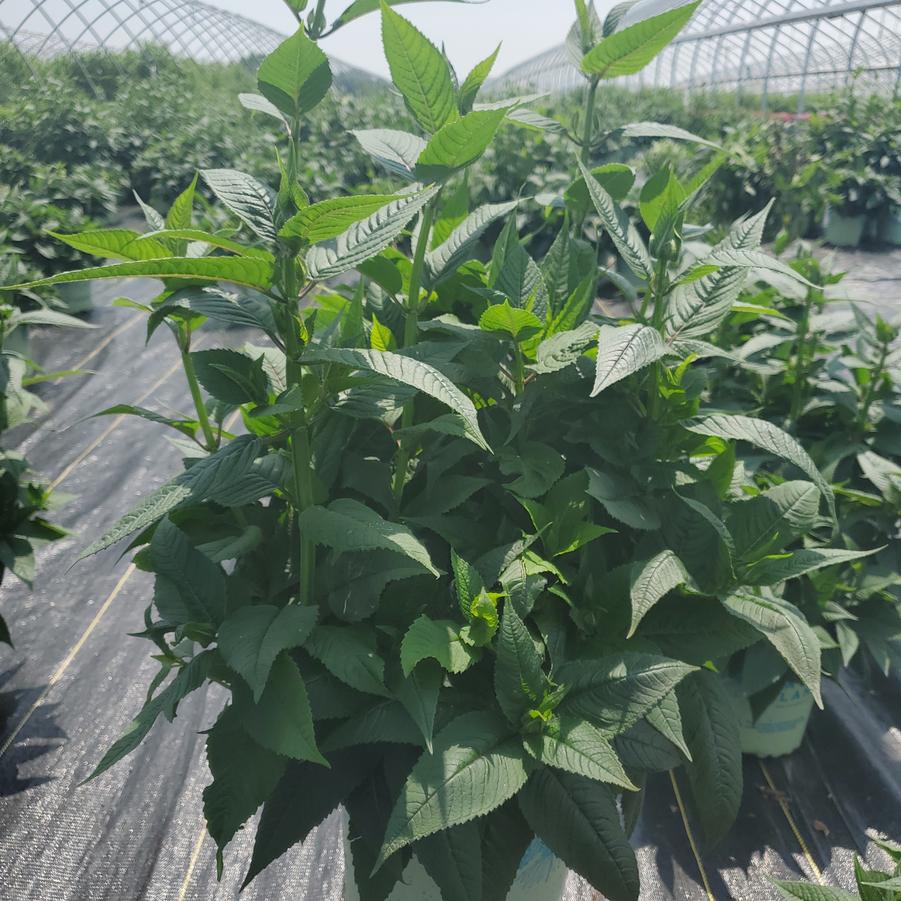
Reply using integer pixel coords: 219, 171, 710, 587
1, 0, 900, 898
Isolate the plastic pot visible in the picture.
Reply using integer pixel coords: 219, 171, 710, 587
344, 837, 568, 901
823, 207, 866, 248
738, 680, 814, 758
881, 208, 901, 247
56, 282, 93, 314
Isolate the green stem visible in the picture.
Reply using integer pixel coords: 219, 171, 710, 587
858, 340, 889, 432
179, 325, 217, 451
392, 200, 438, 509
580, 77, 599, 165
789, 292, 813, 426
513, 344, 525, 396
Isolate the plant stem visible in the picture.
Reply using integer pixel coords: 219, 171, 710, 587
789, 291, 813, 426
580, 77, 599, 165
858, 339, 889, 432
392, 200, 437, 509
513, 344, 526, 396
179, 325, 217, 451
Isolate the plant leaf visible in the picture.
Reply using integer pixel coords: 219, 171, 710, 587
49, 228, 171, 261
592, 324, 667, 396
458, 44, 500, 113
202, 169, 277, 242
577, 161, 652, 280
257, 27, 332, 118
415, 109, 507, 182
494, 604, 545, 725
745, 547, 880, 586
525, 718, 636, 790
621, 121, 721, 149
401, 615, 477, 675
519, 769, 639, 901
559, 653, 696, 736
629, 550, 689, 637
721, 591, 822, 707
299, 498, 438, 576
352, 129, 427, 180
684, 414, 836, 521
679, 669, 742, 846
376, 711, 527, 866
305, 186, 441, 278
280, 194, 401, 243
425, 200, 518, 284
381, 1, 457, 133
217, 605, 318, 701
582, 1, 700, 78
415, 822, 483, 901
303, 346, 489, 450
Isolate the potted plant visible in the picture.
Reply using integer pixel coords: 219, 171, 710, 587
4, 0, 874, 895
822, 161, 887, 247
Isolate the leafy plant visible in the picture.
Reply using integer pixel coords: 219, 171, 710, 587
773, 833, 901, 900
2, 1, 882, 899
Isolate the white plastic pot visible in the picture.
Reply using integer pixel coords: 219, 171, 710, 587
738, 680, 814, 758
823, 207, 866, 248
344, 837, 568, 901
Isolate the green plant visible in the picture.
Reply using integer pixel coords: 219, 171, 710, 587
0, 301, 90, 643
3, 1, 878, 899
773, 833, 901, 900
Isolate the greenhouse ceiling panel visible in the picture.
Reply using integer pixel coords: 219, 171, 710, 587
493, 0, 901, 105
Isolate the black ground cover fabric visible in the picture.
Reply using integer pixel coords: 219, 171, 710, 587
0, 276, 898, 900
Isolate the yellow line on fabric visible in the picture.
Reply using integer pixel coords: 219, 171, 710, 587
669, 769, 715, 901
177, 823, 207, 901
50, 336, 209, 490
758, 759, 823, 883
54, 312, 144, 384
0, 564, 137, 761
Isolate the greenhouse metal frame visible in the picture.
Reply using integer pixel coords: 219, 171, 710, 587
494, 0, 901, 110
0, 0, 366, 88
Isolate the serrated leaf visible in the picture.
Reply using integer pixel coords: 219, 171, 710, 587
629, 550, 688, 637
85, 653, 214, 781
305, 186, 441, 278
645, 690, 691, 759
592, 324, 667, 396
236, 654, 325, 765
526, 718, 636, 790
81, 437, 283, 558
192, 348, 270, 405
303, 346, 489, 450
401, 615, 477, 676
299, 498, 438, 576
489, 218, 549, 315
202, 169, 277, 242
138, 228, 273, 261
352, 129, 428, 180
376, 711, 527, 866
203, 708, 285, 856
479, 301, 542, 341
721, 591, 822, 707
559, 653, 696, 736
586, 468, 661, 531
772, 883, 857, 901
458, 43, 500, 113
280, 194, 401, 243
239, 91, 288, 125
745, 547, 880, 586
381, 1, 457, 133
495, 605, 545, 725
582, 1, 700, 78
621, 121, 721, 149
257, 27, 332, 118
666, 260, 748, 340
425, 200, 518, 284
393, 661, 442, 752
684, 414, 835, 521
416, 822, 483, 901
49, 228, 170, 261
519, 769, 639, 901
415, 108, 507, 182
151, 518, 226, 626
306, 624, 389, 697
217, 605, 318, 701
1, 255, 274, 293
578, 161, 652, 280
330, 0, 480, 34
679, 670, 742, 846
534, 322, 599, 374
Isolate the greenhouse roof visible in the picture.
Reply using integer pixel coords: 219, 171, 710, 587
493, 0, 901, 105
0, 0, 374, 81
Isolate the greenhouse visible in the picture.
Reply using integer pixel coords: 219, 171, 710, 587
0, 1, 899, 900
